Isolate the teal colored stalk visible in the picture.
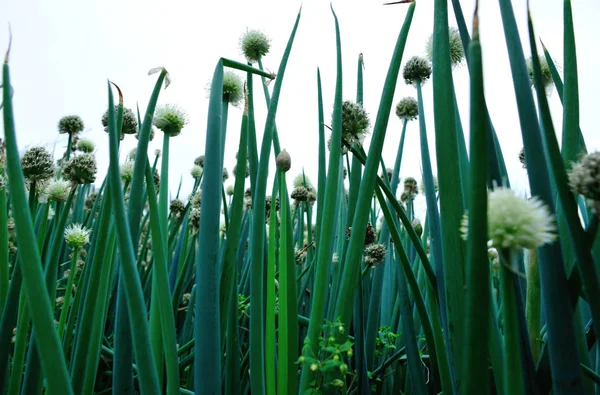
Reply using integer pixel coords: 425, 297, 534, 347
462, 18, 491, 395
3, 53, 73, 395
106, 82, 160, 395
0, 175, 7, 314
266, 180, 278, 395
500, 250, 526, 395
144, 160, 180, 395
300, 6, 343, 391
0, 263, 22, 384
195, 60, 225, 394
333, 3, 415, 334
525, 249, 541, 363
7, 289, 30, 395
561, 0, 581, 163
56, 246, 81, 339
278, 169, 298, 395
246, 67, 259, 193
248, 10, 301, 395
432, 0, 467, 382
315, 68, 326, 243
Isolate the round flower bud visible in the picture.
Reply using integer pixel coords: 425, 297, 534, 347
195, 155, 205, 168
364, 223, 376, 246
291, 186, 308, 202
58, 115, 85, 135
460, 187, 557, 249
191, 165, 203, 180
101, 106, 138, 135
569, 151, 600, 214
226, 185, 234, 196
21, 146, 55, 183
191, 191, 202, 209
307, 188, 317, 205
128, 148, 137, 161
189, 208, 200, 234
45, 179, 71, 202
76, 138, 95, 153
519, 148, 526, 169
412, 218, 423, 237
240, 29, 271, 63
526, 55, 553, 89
222, 168, 229, 182
170, 198, 186, 218
403, 56, 432, 86
120, 162, 134, 183
63, 153, 97, 185
404, 177, 419, 195
339, 101, 370, 144
84, 192, 98, 211
153, 104, 188, 137
425, 27, 465, 67
64, 223, 91, 248
365, 243, 387, 266
222, 71, 244, 106
395, 97, 418, 122
135, 127, 155, 141
276, 149, 292, 172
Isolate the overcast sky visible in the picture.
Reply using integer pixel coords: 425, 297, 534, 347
1, 0, 599, 221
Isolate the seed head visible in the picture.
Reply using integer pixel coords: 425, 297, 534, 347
338, 101, 370, 145
120, 161, 134, 183
240, 29, 271, 63
101, 106, 138, 135
64, 223, 91, 248
403, 56, 432, 86
364, 223, 376, 246
153, 168, 160, 192
222, 71, 244, 106
21, 146, 55, 183
519, 147, 526, 169
222, 168, 229, 182
365, 243, 387, 267
58, 115, 85, 135
45, 179, 71, 202
189, 208, 200, 234
569, 152, 600, 214
460, 187, 557, 249
226, 185, 234, 196
189, 165, 202, 180
526, 55, 554, 89
76, 138, 95, 153
63, 153, 97, 185
153, 104, 189, 137
276, 149, 292, 172
191, 191, 202, 209
195, 155, 205, 168
412, 218, 423, 237
291, 186, 308, 202
403, 177, 419, 196
425, 27, 465, 68
128, 148, 137, 161
395, 97, 418, 122
84, 192, 98, 211
135, 127, 155, 141
170, 198, 186, 218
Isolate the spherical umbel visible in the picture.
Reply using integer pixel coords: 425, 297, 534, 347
240, 29, 271, 63
222, 71, 244, 106
101, 106, 138, 135
569, 151, 600, 215
395, 97, 418, 122
63, 153, 98, 185
403, 56, 432, 86
153, 104, 189, 137
21, 146, 55, 183
425, 27, 465, 68
338, 100, 370, 145
58, 115, 85, 135
526, 55, 554, 89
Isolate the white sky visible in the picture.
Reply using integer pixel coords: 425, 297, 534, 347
1, 0, 599, 221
